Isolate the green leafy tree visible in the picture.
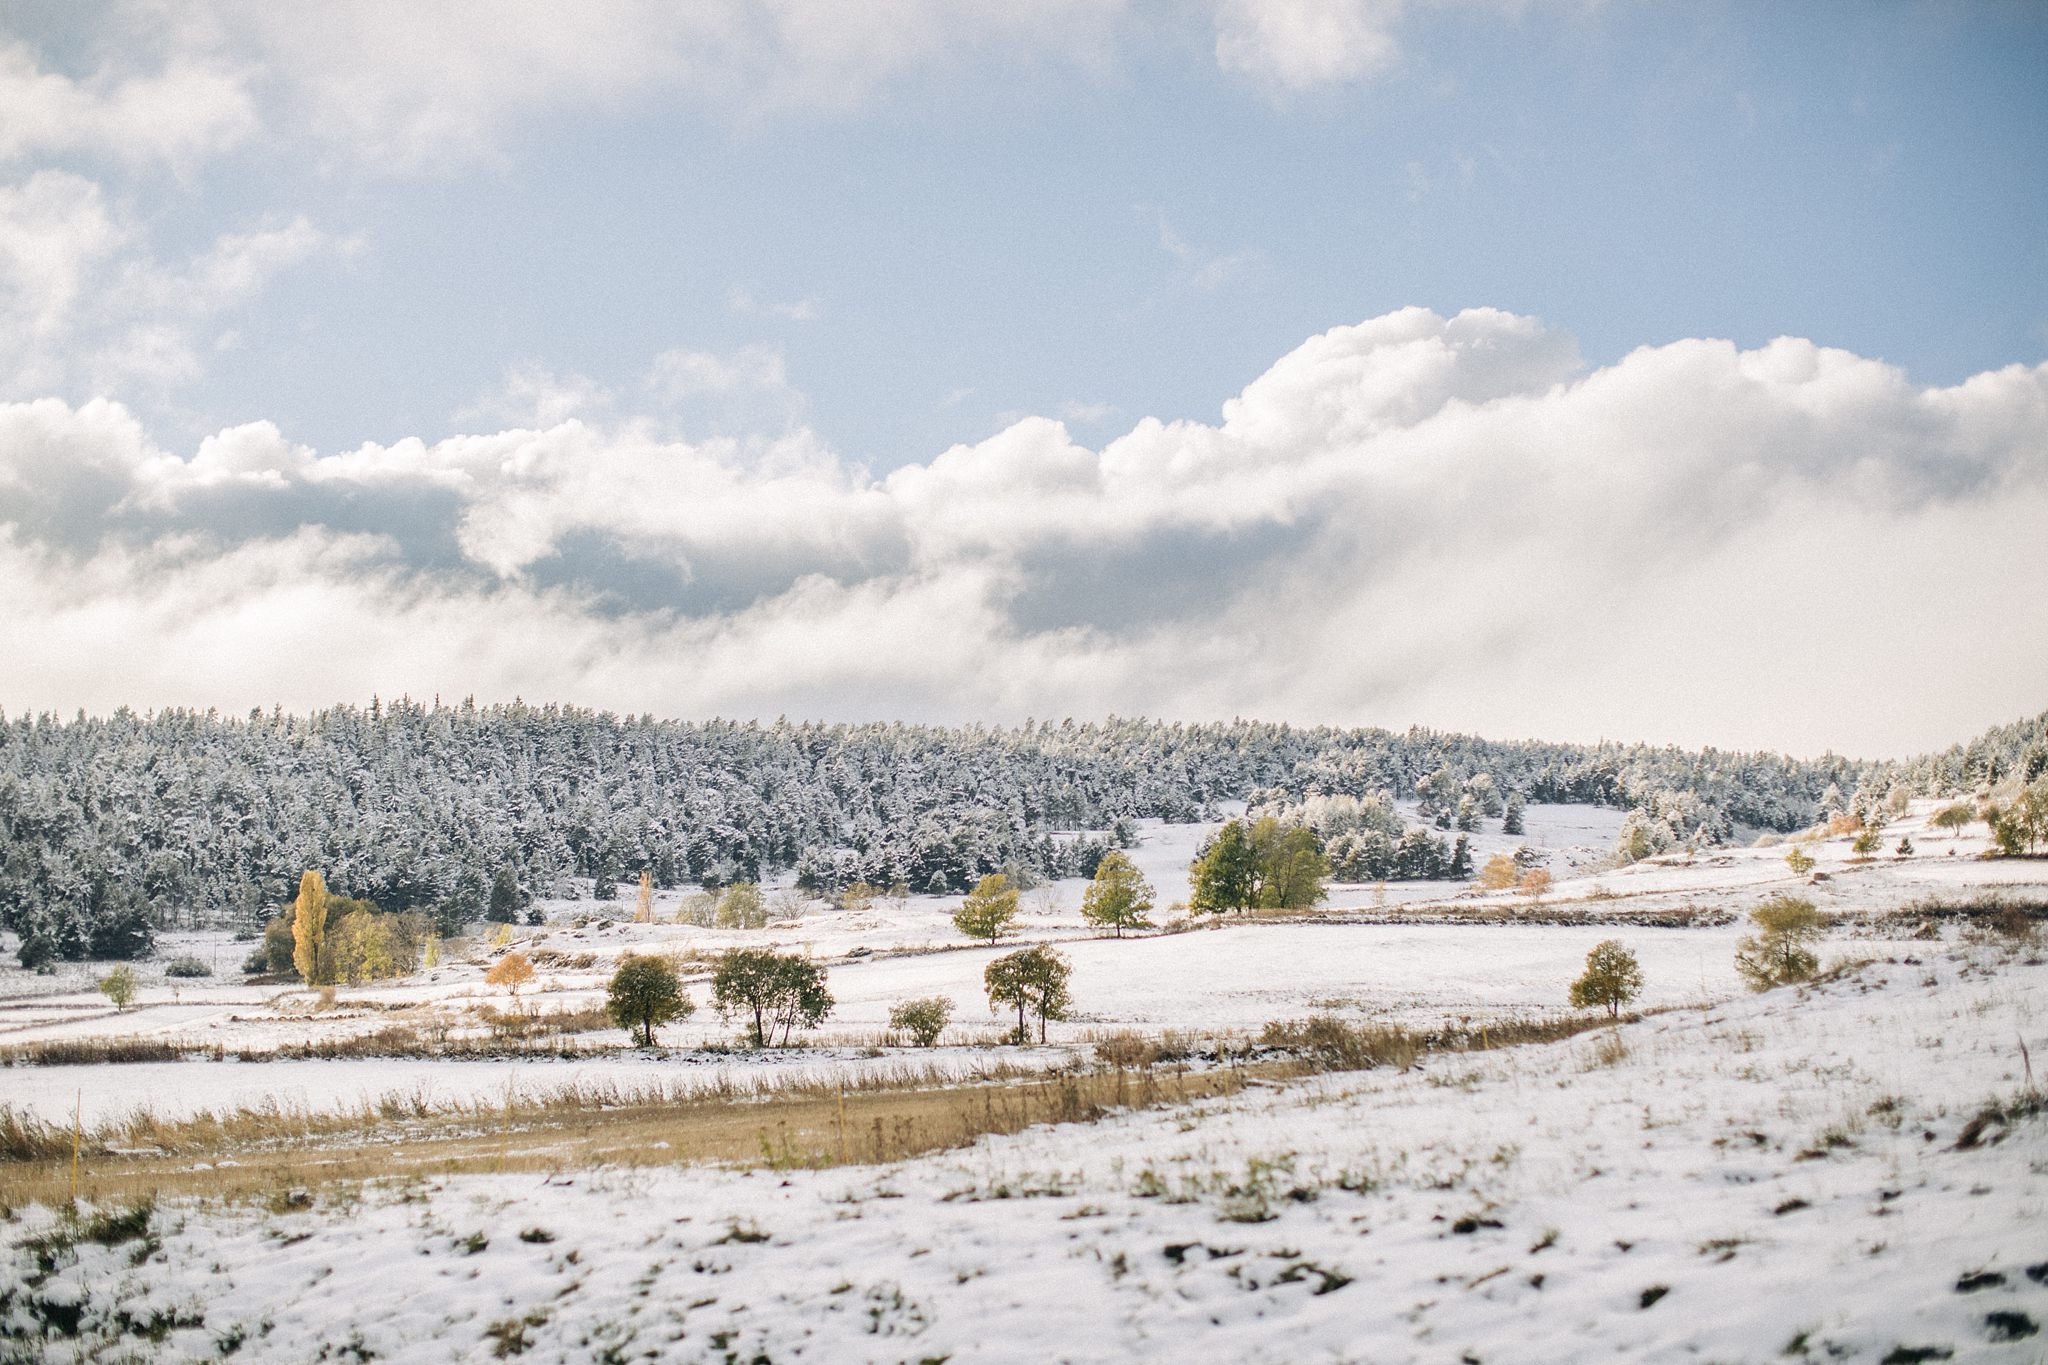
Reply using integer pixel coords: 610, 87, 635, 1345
1734, 896, 1827, 991
1190, 819, 1258, 913
1850, 827, 1882, 856
1568, 940, 1643, 1018
952, 873, 1020, 943
97, 964, 138, 1011
1080, 850, 1155, 937
606, 953, 692, 1046
1254, 819, 1330, 909
712, 947, 834, 1046
984, 945, 1072, 1043
889, 996, 953, 1047
1784, 846, 1815, 876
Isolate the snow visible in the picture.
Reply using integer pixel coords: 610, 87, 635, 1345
9, 940, 2044, 1362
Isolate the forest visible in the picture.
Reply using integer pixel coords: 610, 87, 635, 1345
0, 698, 2037, 964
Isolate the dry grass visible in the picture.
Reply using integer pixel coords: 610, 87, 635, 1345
0, 1061, 1249, 1208
0, 1009, 1639, 1208
0, 1038, 204, 1067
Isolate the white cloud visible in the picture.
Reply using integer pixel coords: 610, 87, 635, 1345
144, 0, 1132, 170
1, 308, 2043, 756
0, 173, 339, 397
0, 40, 256, 171
1213, 0, 1406, 92
646, 345, 793, 400
455, 364, 612, 430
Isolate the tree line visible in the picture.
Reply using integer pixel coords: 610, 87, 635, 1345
0, 697, 1937, 963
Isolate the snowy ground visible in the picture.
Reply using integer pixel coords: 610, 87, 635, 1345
8, 940, 2044, 1362
2, 801, 2040, 1130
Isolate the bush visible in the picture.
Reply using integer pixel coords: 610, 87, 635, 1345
163, 957, 211, 979
1568, 940, 1643, 1018
888, 996, 953, 1047
1734, 896, 1826, 990
1784, 847, 1815, 876
98, 964, 138, 1010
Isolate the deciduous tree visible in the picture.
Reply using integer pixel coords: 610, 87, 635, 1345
952, 873, 1020, 943
1569, 940, 1642, 1018
712, 947, 833, 1046
291, 871, 330, 985
486, 950, 535, 1000
984, 946, 1071, 1043
1734, 896, 1827, 991
607, 953, 691, 1046
1080, 850, 1155, 938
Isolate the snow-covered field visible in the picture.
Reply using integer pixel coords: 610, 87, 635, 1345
9, 939, 2044, 1362
1, 802, 2040, 1129
2, 799, 2046, 1360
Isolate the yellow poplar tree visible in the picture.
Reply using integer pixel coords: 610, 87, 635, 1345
636, 870, 654, 923
291, 870, 330, 984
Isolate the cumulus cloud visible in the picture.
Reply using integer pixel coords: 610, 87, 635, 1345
0, 39, 256, 171
0, 172, 341, 397
0, 307, 2042, 756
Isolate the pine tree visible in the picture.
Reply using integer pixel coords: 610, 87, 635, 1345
1502, 792, 1526, 836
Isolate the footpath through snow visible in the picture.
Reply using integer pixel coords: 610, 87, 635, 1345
6, 940, 2047, 1362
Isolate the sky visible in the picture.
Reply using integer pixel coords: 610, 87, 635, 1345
0, 1, 2043, 759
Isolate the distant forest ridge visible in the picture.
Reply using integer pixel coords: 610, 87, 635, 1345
0, 701, 2041, 961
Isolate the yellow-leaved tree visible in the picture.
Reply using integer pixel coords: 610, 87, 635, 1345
291, 870, 330, 984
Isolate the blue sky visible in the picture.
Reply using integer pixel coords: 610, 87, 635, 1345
0, 2, 2044, 754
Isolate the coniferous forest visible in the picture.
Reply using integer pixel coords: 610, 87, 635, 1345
1, 698, 2040, 963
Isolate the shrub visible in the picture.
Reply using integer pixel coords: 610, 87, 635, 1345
98, 964, 138, 1010
888, 996, 953, 1047
163, 956, 212, 978
1568, 940, 1643, 1018
1734, 896, 1826, 991
1476, 854, 1519, 891
1784, 847, 1815, 876
716, 882, 768, 930
607, 954, 691, 1046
